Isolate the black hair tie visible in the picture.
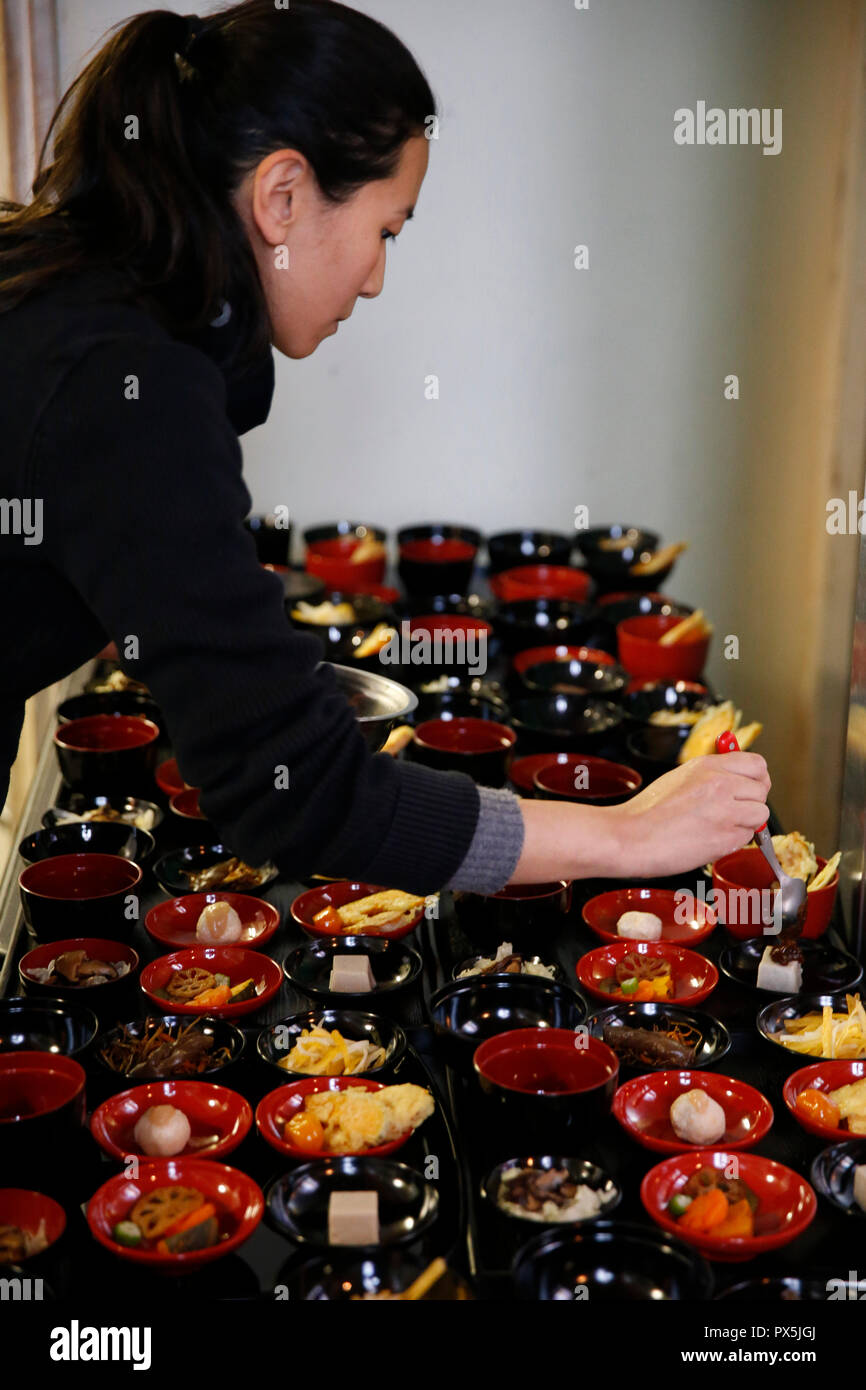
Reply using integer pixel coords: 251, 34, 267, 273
182, 14, 207, 60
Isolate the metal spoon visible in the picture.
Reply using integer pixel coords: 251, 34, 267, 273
715, 730, 806, 934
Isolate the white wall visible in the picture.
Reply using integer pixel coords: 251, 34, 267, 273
57, 0, 866, 849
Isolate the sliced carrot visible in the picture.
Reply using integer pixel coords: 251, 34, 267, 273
678, 1186, 728, 1233
161, 1201, 216, 1241
193, 986, 232, 1008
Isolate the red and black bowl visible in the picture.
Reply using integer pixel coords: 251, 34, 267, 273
284, 935, 423, 1004
304, 522, 388, 590
18, 855, 142, 943
641, 1150, 817, 1262
288, 590, 394, 660
265, 1155, 439, 1249
43, 793, 163, 835
575, 526, 675, 593
452, 879, 572, 948
576, 941, 719, 1007
512, 1219, 714, 1300
532, 753, 641, 806
93, 1014, 246, 1091
494, 598, 599, 655
612, 1070, 773, 1154
587, 1002, 731, 1073
0, 1051, 86, 1179
621, 678, 710, 726
582, 886, 717, 947
385, 613, 494, 686
256, 1076, 416, 1160
18, 821, 155, 868
712, 848, 838, 941
144, 892, 280, 951
0, 1188, 67, 1264
783, 1061, 866, 1143
509, 693, 624, 757
486, 529, 573, 575
291, 880, 426, 941
491, 564, 594, 605
430, 975, 586, 1072
618, 614, 710, 682
18, 938, 139, 1009
86, 1157, 264, 1271
473, 1028, 619, 1132
408, 716, 516, 786
0, 995, 99, 1060
90, 1078, 253, 1163
56, 690, 164, 737
397, 524, 481, 597
54, 714, 160, 792
140, 945, 283, 1019
519, 655, 628, 701
256, 1010, 407, 1083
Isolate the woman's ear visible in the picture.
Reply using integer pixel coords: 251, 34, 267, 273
248, 149, 311, 245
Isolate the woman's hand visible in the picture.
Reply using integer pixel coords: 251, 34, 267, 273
609, 751, 771, 878
508, 751, 771, 885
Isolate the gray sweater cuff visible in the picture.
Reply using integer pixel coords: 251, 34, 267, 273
443, 783, 526, 895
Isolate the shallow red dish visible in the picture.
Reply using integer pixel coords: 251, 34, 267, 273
576, 941, 718, 1006
711, 848, 837, 941
291, 880, 426, 940
413, 716, 516, 756
783, 1060, 866, 1142
256, 1076, 414, 1160
641, 1150, 816, 1262
582, 887, 717, 946
90, 1079, 252, 1162
144, 893, 280, 951
19, 936, 140, 995
140, 945, 283, 1018
532, 754, 641, 804
86, 1157, 263, 1270
613, 1070, 773, 1154
0, 1051, 86, 1123
0, 1189, 66, 1256
511, 644, 616, 675
399, 537, 476, 564
617, 614, 709, 681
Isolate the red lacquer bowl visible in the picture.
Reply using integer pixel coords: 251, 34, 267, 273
140, 946, 283, 1018
256, 1076, 415, 1160
0, 1189, 66, 1257
617, 614, 709, 681
90, 1080, 253, 1162
144, 893, 280, 951
511, 644, 616, 675
711, 848, 837, 941
532, 754, 641, 805
291, 881, 426, 940
86, 1158, 263, 1270
492, 565, 594, 604
613, 1070, 773, 1154
641, 1150, 816, 1262
576, 941, 718, 1006
582, 887, 717, 946
305, 536, 387, 588
783, 1060, 866, 1143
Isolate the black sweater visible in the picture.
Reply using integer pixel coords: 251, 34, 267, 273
0, 266, 483, 891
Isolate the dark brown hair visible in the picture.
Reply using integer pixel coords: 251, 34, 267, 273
0, 0, 437, 364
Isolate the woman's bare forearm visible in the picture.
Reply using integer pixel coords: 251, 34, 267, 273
505, 752, 772, 887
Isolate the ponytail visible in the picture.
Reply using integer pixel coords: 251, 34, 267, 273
0, 0, 438, 365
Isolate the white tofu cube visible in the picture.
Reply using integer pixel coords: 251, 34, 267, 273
329, 954, 376, 992
328, 1190, 380, 1245
756, 946, 802, 994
